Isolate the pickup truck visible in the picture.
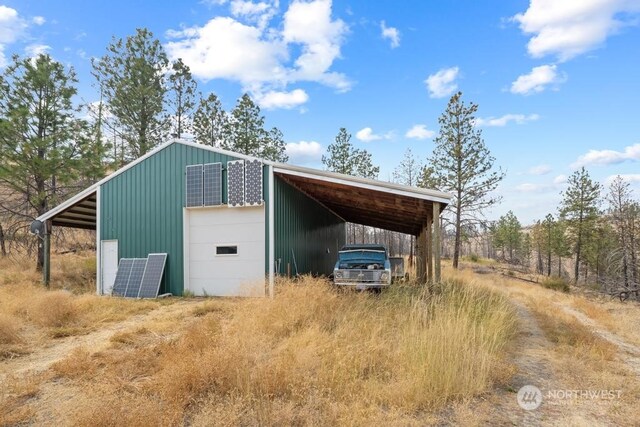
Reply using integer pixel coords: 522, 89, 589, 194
332, 244, 392, 289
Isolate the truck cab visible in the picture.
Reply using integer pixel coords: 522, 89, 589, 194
332, 244, 392, 289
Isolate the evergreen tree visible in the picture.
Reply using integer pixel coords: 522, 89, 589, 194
225, 93, 264, 156
393, 148, 422, 186
92, 28, 169, 159
492, 210, 522, 263
262, 127, 289, 162
422, 92, 504, 269
0, 54, 104, 268
322, 127, 379, 178
168, 58, 197, 139
193, 93, 227, 147
559, 167, 601, 283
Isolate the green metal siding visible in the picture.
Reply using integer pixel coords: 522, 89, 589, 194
274, 176, 346, 276
100, 143, 268, 296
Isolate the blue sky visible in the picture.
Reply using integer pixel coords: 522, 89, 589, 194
2, 0, 640, 224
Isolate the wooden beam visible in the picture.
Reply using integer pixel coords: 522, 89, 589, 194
433, 202, 441, 282
426, 216, 433, 284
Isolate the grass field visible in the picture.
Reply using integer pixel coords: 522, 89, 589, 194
0, 254, 518, 425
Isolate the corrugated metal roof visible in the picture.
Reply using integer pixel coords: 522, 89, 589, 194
38, 139, 451, 226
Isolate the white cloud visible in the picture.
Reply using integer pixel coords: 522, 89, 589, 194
513, 0, 640, 61
25, 43, 50, 58
282, 0, 349, 91
510, 64, 566, 95
475, 113, 540, 127
553, 174, 568, 184
425, 66, 459, 98
0, 6, 27, 67
166, 0, 350, 109
515, 183, 543, 193
254, 88, 309, 109
356, 127, 383, 142
380, 21, 400, 48
405, 124, 435, 140
32, 16, 45, 26
166, 17, 287, 84
571, 143, 640, 168
528, 164, 552, 175
285, 140, 323, 164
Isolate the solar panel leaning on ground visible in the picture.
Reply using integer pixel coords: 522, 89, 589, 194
203, 162, 222, 206
227, 160, 245, 207
124, 258, 147, 298
244, 160, 263, 206
111, 258, 134, 296
138, 253, 168, 299
186, 164, 204, 207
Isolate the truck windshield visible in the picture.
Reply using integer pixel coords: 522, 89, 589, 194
338, 250, 386, 269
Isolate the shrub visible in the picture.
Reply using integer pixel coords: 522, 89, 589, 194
541, 276, 570, 293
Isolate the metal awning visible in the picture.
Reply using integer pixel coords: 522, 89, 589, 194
40, 189, 97, 230
274, 165, 451, 236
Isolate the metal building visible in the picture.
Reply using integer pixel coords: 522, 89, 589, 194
35, 140, 451, 297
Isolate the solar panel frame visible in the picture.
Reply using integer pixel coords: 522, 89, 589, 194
244, 159, 263, 206
203, 162, 222, 206
124, 258, 147, 298
111, 258, 134, 296
138, 253, 168, 299
186, 164, 204, 207
227, 160, 245, 207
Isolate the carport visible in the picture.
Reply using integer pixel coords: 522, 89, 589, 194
273, 164, 451, 283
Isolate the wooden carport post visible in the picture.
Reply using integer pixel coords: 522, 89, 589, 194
426, 209, 433, 284
415, 229, 425, 282
433, 202, 441, 282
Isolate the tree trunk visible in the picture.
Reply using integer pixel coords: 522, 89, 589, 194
453, 200, 462, 269
558, 256, 561, 277
0, 222, 6, 257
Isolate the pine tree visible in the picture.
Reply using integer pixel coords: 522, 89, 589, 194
322, 128, 354, 174
168, 58, 197, 139
92, 28, 169, 159
422, 91, 504, 269
193, 93, 227, 147
322, 127, 379, 178
492, 211, 522, 263
0, 54, 104, 268
262, 127, 288, 162
559, 167, 601, 283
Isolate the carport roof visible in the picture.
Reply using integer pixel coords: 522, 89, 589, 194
37, 140, 451, 235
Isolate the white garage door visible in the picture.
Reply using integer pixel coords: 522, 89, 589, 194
187, 206, 265, 296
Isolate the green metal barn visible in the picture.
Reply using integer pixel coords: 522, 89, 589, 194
35, 140, 450, 297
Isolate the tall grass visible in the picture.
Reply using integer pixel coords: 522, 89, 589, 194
59, 276, 517, 425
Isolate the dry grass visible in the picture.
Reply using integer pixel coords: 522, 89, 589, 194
45, 276, 517, 425
0, 254, 169, 358
528, 298, 617, 362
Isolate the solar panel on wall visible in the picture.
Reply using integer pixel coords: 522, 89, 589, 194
111, 258, 134, 296
186, 164, 203, 207
244, 160, 263, 206
138, 253, 168, 298
124, 258, 147, 298
203, 162, 222, 206
227, 160, 245, 207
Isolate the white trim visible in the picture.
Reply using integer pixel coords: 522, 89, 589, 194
268, 165, 275, 299
183, 208, 190, 294
273, 167, 452, 204
96, 185, 101, 295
